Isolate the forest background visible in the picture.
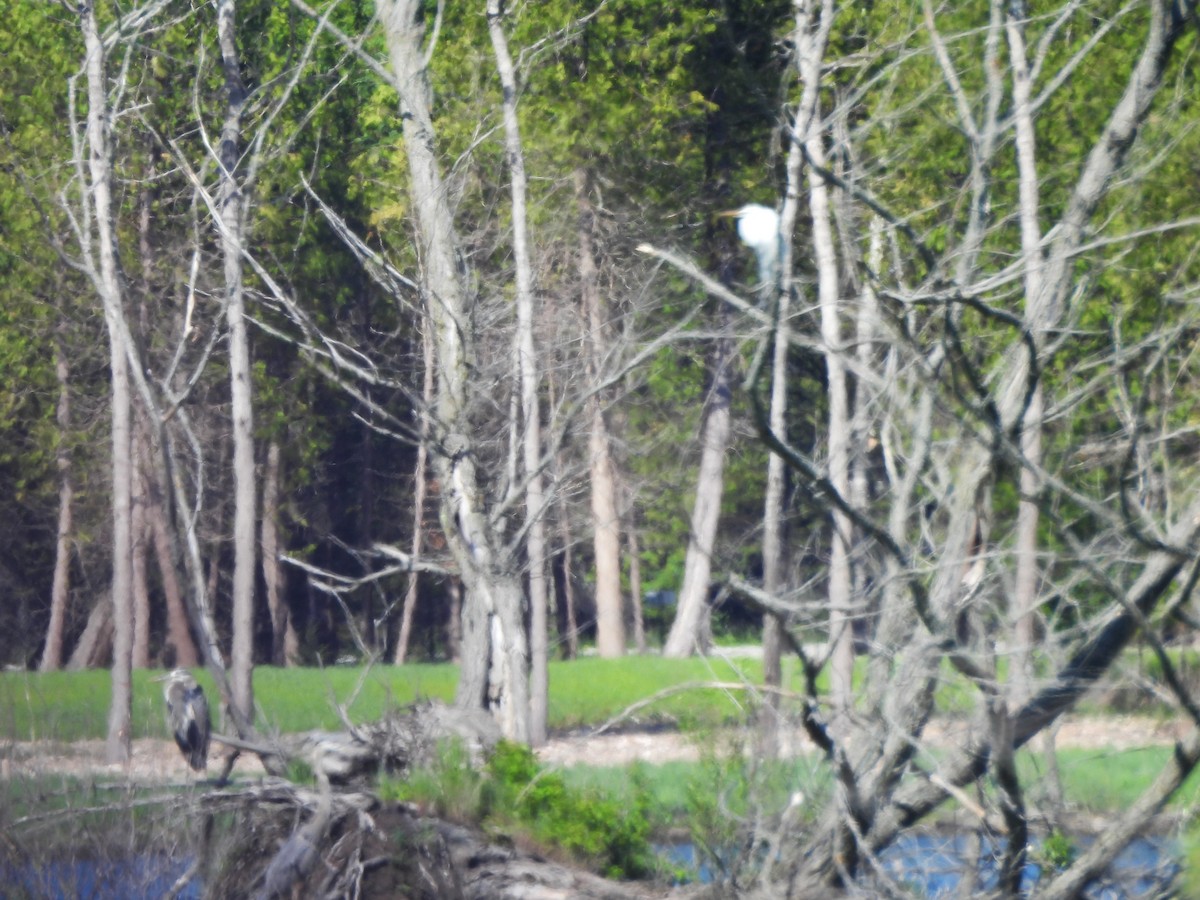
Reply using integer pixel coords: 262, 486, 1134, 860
4, 0, 1200, 891
0, 0, 809, 721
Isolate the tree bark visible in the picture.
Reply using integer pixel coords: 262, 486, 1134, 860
663, 334, 733, 658
77, 0, 135, 764
130, 492, 150, 668
67, 593, 114, 670
759, 235, 792, 751
131, 422, 152, 668
150, 489, 199, 667
262, 439, 296, 666
576, 168, 625, 658
379, 0, 530, 742
488, 0, 549, 744
39, 330, 73, 672
626, 525, 646, 654
794, 0, 852, 716
216, 0, 257, 724
1006, 2, 1045, 703
554, 453, 580, 660
395, 326, 434, 665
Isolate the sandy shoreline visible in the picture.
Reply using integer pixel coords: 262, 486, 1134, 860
1, 713, 1187, 782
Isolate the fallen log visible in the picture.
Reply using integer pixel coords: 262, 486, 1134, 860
210, 699, 503, 784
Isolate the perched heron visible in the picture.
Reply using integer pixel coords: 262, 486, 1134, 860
155, 668, 211, 771
719, 203, 783, 289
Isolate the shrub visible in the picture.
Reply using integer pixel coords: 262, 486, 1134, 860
381, 739, 656, 879
484, 741, 656, 879
379, 738, 485, 823
1033, 829, 1077, 872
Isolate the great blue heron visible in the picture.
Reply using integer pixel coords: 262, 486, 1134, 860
155, 668, 210, 771
719, 203, 783, 288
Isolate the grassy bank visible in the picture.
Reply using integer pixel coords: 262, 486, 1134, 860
553, 744, 1200, 825
0, 656, 768, 743
3, 656, 1197, 820
4, 658, 1200, 896
5, 644, 1186, 742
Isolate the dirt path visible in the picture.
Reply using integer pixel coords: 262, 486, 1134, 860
536, 713, 1191, 768
3, 714, 1185, 782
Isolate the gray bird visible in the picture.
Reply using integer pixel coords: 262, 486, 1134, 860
155, 668, 211, 771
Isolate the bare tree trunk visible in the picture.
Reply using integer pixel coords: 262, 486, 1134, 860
358, 418, 377, 653
627, 525, 646, 654
760, 110, 810, 749
166, 414, 226, 675
575, 169, 625, 658
663, 334, 733, 658
1006, 1, 1044, 703
447, 578, 462, 663
380, 0, 530, 742
131, 432, 151, 669
588, 401, 624, 656
262, 440, 295, 666
1013, 387, 1043, 693
150, 493, 198, 667
77, 0, 135, 764
215, 0, 257, 722
794, 0, 852, 715
554, 455, 579, 660
39, 331, 73, 672
131, 151, 155, 672
67, 593, 113, 670
759, 238, 792, 751
488, 0, 549, 744
395, 326, 434, 665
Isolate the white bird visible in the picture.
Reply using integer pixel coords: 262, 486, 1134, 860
154, 668, 211, 771
720, 203, 782, 289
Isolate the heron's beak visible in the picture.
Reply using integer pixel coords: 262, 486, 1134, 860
716, 209, 739, 218
151, 673, 170, 682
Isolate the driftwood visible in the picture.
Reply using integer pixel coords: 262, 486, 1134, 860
206, 787, 705, 900
387, 811, 709, 900
209, 699, 503, 785
175, 700, 711, 899
178, 701, 701, 899
257, 772, 334, 900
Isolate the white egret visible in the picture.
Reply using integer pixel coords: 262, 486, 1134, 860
155, 668, 211, 771
720, 203, 782, 289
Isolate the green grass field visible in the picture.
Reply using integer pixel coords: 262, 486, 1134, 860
2, 656, 1197, 817
0, 656, 767, 743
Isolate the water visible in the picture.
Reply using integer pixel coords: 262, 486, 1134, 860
5, 833, 1178, 898
879, 832, 1177, 898
661, 832, 1179, 898
2, 855, 201, 900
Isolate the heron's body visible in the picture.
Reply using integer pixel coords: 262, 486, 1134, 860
722, 203, 783, 288
159, 669, 210, 771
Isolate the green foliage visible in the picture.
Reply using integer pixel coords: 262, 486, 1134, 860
380, 738, 486, 823
558, 759, 699, 822
1178, 818, 1200, 898
483, 741, 656, 878
0, 0, 86, 662
1033, 829, 1077, 873
683, 737, 830, 882
384, 739, 656, 879
284, 755, 315, 785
